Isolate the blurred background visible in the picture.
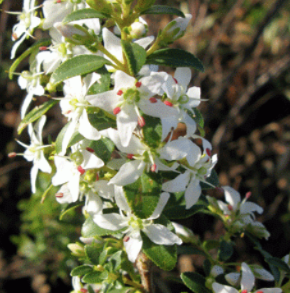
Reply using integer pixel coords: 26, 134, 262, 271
0, 0, 290, 292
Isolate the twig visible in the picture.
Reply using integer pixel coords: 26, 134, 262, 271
136, 252, 154, 293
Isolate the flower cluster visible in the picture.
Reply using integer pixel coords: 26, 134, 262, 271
8, 0, 287, 292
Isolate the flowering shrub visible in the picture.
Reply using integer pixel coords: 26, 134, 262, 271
5, 0, 290, 292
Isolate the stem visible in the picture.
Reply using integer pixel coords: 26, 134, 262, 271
96, 43, 125, 70
136, 252, 154, 293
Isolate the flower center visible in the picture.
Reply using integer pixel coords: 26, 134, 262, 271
123, 88, 140, 104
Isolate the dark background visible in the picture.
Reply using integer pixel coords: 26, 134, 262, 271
1, 0, 290, 292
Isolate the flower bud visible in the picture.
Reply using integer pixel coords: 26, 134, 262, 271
130, 22, 147, 39
159, 14, 192, 44
67, 242, 85, 257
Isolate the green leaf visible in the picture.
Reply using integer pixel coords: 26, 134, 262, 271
87, 66, 110, 95
110, 251, 123, 270
203, 259, 211, 276
71, 265, 93, 277
141, 5, 185, 17
17, 100, 58, 134
99, 249, 108, 265
146, 49, 204, 72
9, 39, 51, 79
88, 137, 115, 164
123, 172, 162, 219
265, 257, 290, 274
62, 8, 109, 24
202, 240, 220, 252
50, 55, 111, 84
181, 272, 211, 293
218, 241, 234, 262
200, 170, 219, 190
85, 244, 101, 265
121, 40, 146, 76
82, 215, 125, 238
142, 115, 162, 148
163, 192, 206, 219
82, 271, 103, 284
88, 109, 116, 131
141, 231, 177, 271
59, 201, 84, 220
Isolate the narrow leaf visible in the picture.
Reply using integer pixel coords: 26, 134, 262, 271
50, 55, 111, 84
18, 100, 58, 134
218, 240, 234, 261
121, 40, 146, 76
266, 257, 290, 273
142, 115, 162, 148
88, 109, 116, 131
82, 271, 102, 284
141, 231, 177, 271
71, 265, 93, 277
9, 39, 51, 79
146, 48, 204, 72
62, 8, 109, 24
141, 5, 185, 17
181, 272, 211, 293
88, 137, 115, 164
85, 245, 101, 265
123, 173, 162, 219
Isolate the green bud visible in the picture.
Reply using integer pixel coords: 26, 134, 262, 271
84, 169, 97, 183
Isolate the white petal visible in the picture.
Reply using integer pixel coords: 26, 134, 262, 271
114, 71, 135, 90
87, 90, 118, 112
93, 213, 126, 230
68, 172, 80, 202
109, 160, 145, 186
225, 272, 240, 287
186, 86, 201, 108
255, 289, 282, 293
124, 233, 143, 263
134, 36, 154, 49
79, 110, 101, 140
240, 202, 263, 215
149, 192, 170, 220
114, 185, 130, 212
20, 92, 33, 119
93, 180, 115, 200
223, 186, 241, 210
117, 105, 138, 147
143, 224, 182, 245
30, 164, 38, 193
81, 150, 104, 169
241, 262, 255, 291
102, 28, 123, 63
212, 283, 238, 293
61, 120, 78, 155
174, 67, 191, 89
160, 116, 178, 141
85, 191, 103, 216
37, 151, 52, 173
162, 171, 191, 193
184, 177, 201, 209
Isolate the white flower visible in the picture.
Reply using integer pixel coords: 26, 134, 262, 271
17, 116, 51, 193
52, 141, 104, 202
42, 0, 86, 30
18, 59, 45, 118
88, 70, 167, 147
58, 73, 102, 155
10, 0, 41, 59
161, 137, 217, 209
93, 191, 182, 262
101, 128, 178, 186
212, 262, 281, 293
217, 186, 263, 221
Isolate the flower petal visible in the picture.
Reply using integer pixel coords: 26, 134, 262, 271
241, 262, 255, 291
143, 224, 182, 245
124, 233, 143, 263
93, 213, 126, 231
